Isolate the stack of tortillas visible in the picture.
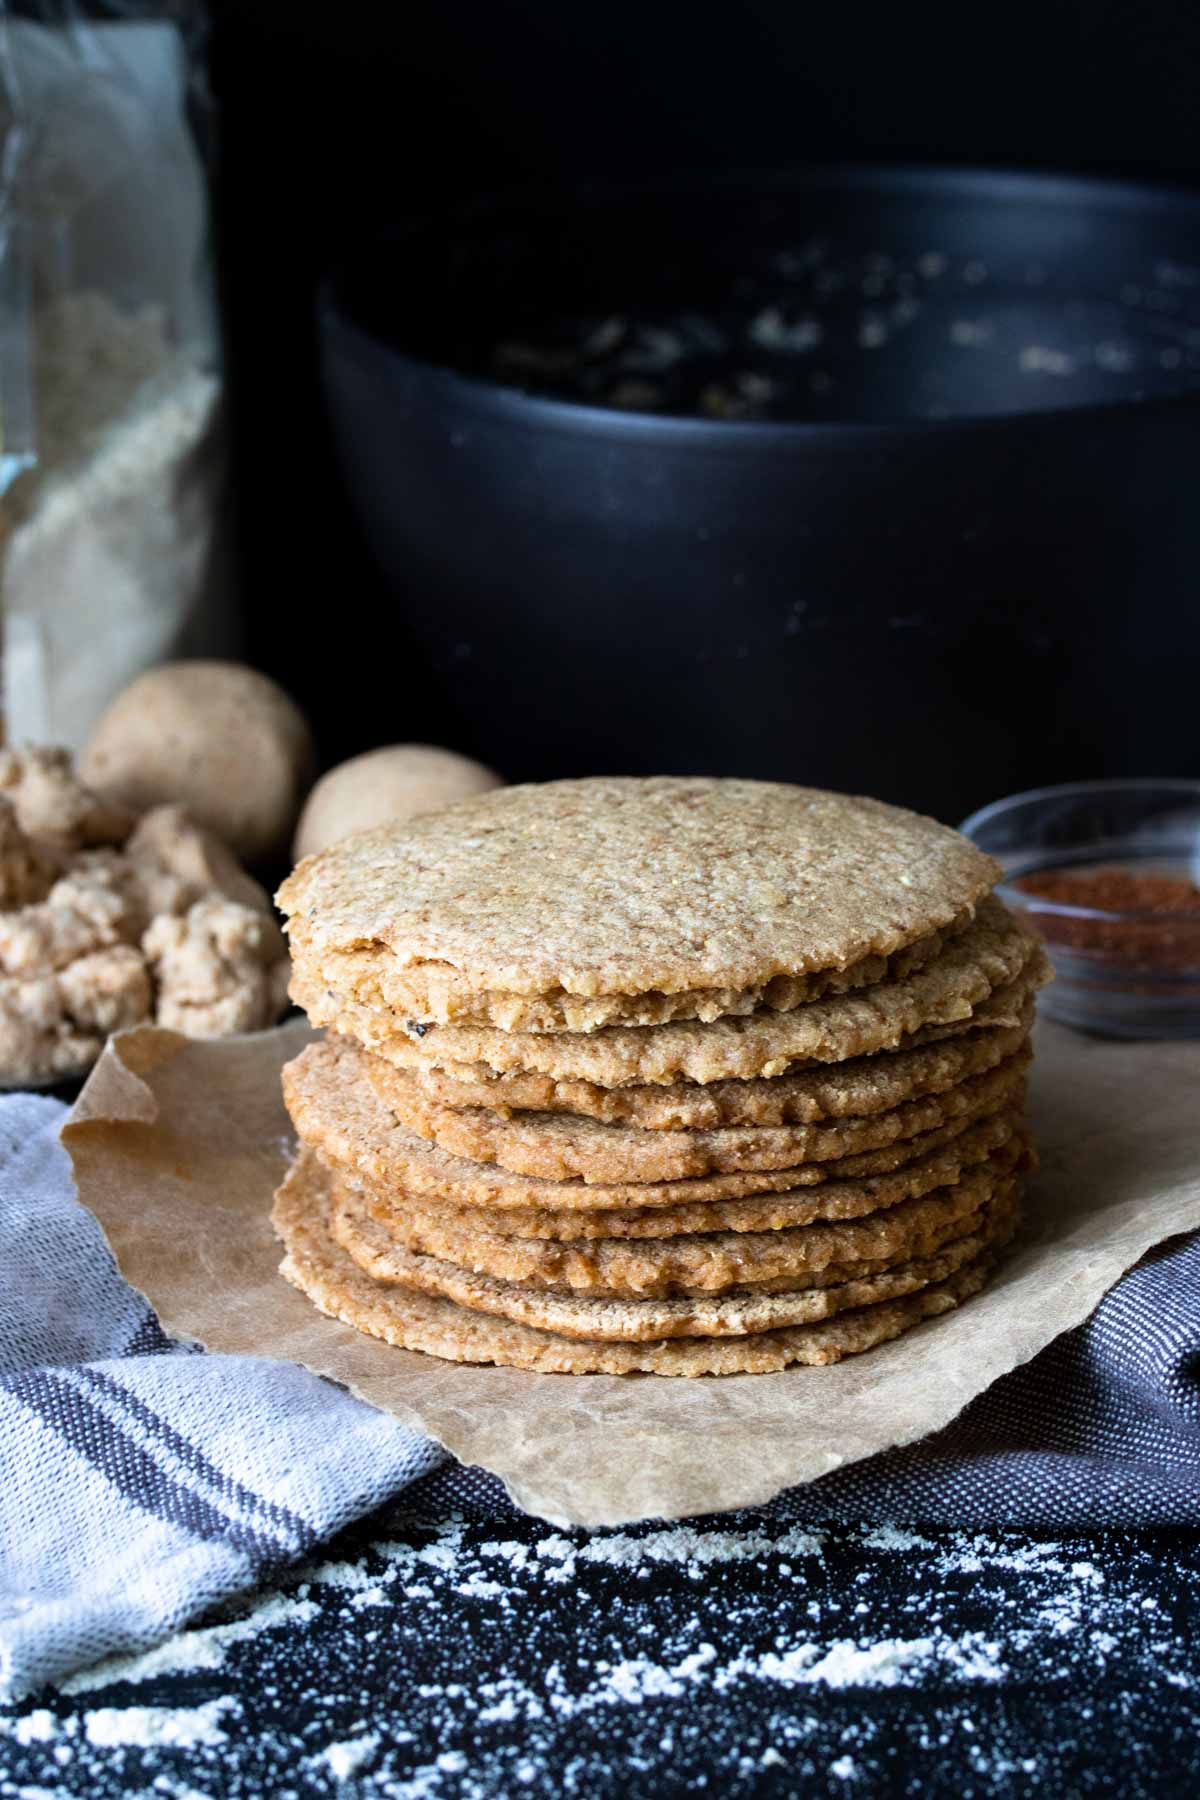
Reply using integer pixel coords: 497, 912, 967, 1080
274, 778, 1051, 1377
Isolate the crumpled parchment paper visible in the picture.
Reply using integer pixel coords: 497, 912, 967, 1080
62, 1018, 1200, 1527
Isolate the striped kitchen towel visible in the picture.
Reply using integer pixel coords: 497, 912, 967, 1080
0, 1096, 444, 1700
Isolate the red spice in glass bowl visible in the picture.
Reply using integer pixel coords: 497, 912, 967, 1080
960, 781, 1200, 1036
1013, 866, 1200, 972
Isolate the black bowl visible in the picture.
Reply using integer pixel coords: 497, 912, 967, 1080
319, 166, 1200, 821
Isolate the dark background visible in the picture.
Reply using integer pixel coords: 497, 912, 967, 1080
210, 0, 1200, 782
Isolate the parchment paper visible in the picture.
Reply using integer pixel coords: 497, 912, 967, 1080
62, 1019, 1200, 1527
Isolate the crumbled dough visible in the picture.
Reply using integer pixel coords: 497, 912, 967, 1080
0, 797, 58, 908
0, 747, 290, 1083
124, 804, 272, 922
57, 946, 153, 1035
144, 896, 291, 1038
0, 746, 132, 850
0, 852, 137, 977
0, 971, 103, 1084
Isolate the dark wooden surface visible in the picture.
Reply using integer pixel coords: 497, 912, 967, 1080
3, 1467, 1198, 1798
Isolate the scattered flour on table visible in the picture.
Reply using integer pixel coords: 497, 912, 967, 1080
82, 1697, 235, 1747
58, 1592, 321, 1693
312, 1731, 381, 1780
0, 1514, 1192, 1795
12, 1710, 57, 1745
750, 1634, 1005, 1689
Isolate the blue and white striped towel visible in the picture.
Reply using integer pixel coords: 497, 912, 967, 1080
0, 1097, 444, 1700
3, 1094, 1200, 1701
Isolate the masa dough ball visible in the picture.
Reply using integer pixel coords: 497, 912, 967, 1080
81, 661, 314, 863
293, 744, 502, 863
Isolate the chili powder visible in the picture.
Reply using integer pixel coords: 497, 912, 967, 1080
1015, 866, 1200, 970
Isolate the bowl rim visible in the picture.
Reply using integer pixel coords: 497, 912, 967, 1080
319, 160, 1200, 442
958, 776, 1200, 841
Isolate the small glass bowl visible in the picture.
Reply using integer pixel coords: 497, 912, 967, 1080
959, 780, 1200, 1039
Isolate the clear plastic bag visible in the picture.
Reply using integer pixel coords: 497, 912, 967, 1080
0, 0, 231, 748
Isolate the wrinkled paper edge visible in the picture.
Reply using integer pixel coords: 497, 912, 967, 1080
61, 1020, 1200, 1527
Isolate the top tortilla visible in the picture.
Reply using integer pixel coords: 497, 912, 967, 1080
277, 777, 999, 1004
